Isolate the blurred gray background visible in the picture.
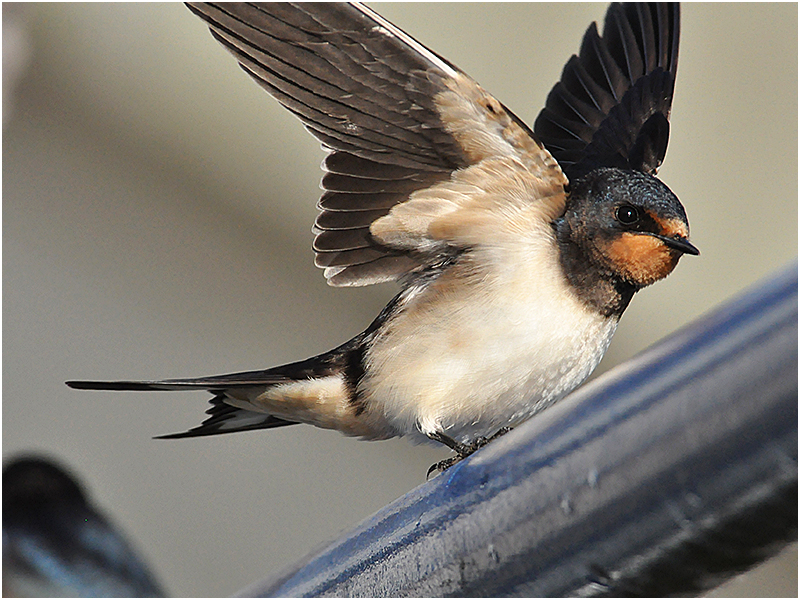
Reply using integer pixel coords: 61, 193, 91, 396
4, 3, 796, 597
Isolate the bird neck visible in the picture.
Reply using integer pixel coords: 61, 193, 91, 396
553, 218, 636, 318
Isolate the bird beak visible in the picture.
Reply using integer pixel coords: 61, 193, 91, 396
652, 233, 700, 256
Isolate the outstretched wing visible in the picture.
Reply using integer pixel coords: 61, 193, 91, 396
534, 3, 680, 179
186, 2, 566, 286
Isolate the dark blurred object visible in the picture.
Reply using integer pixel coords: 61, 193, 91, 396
244, 263, 797, 597
3, 455, 164, 597
2, 3, 31, 128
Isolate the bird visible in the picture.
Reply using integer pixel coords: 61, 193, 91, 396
67, 2, 697, 472
3, 456, 165, 597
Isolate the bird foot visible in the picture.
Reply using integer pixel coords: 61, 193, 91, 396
426, 427, 512, 478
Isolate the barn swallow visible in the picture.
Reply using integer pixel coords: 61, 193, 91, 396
3, 456, 164, 597
68, 3, 697, 471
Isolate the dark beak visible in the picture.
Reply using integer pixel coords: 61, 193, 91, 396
653, 233, 700, 256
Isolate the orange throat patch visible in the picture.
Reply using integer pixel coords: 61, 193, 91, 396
606, 232, 681, 287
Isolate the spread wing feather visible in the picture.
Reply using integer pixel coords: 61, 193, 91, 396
534, 3, 680, 178
186, 2, 566, 286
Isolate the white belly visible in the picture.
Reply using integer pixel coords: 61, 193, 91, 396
360, 236, 618, 444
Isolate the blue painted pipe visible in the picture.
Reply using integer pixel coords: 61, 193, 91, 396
244, 263, 797, 597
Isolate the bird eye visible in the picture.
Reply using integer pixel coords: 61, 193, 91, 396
616, 205, 640, 225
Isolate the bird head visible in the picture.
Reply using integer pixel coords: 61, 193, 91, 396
561, 167, 698, 290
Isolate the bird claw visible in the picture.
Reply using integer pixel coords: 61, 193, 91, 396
427, 455, 462, 478
426, 427, 513, 478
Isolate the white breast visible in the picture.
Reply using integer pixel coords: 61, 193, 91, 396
360, 213, 618, 444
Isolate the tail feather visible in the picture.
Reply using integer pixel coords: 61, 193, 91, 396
66, 346, 356, 392
66, 380, 204, 391
155, 394, 298, 439
66, 325, 384, 437
66, 344, 361, 438
65, 370, 300, 392
66, 372, 320, 438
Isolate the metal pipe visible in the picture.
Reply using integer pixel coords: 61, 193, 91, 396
243, 263, 798, 597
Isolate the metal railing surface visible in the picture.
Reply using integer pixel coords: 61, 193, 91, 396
242, 263, 798, 597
